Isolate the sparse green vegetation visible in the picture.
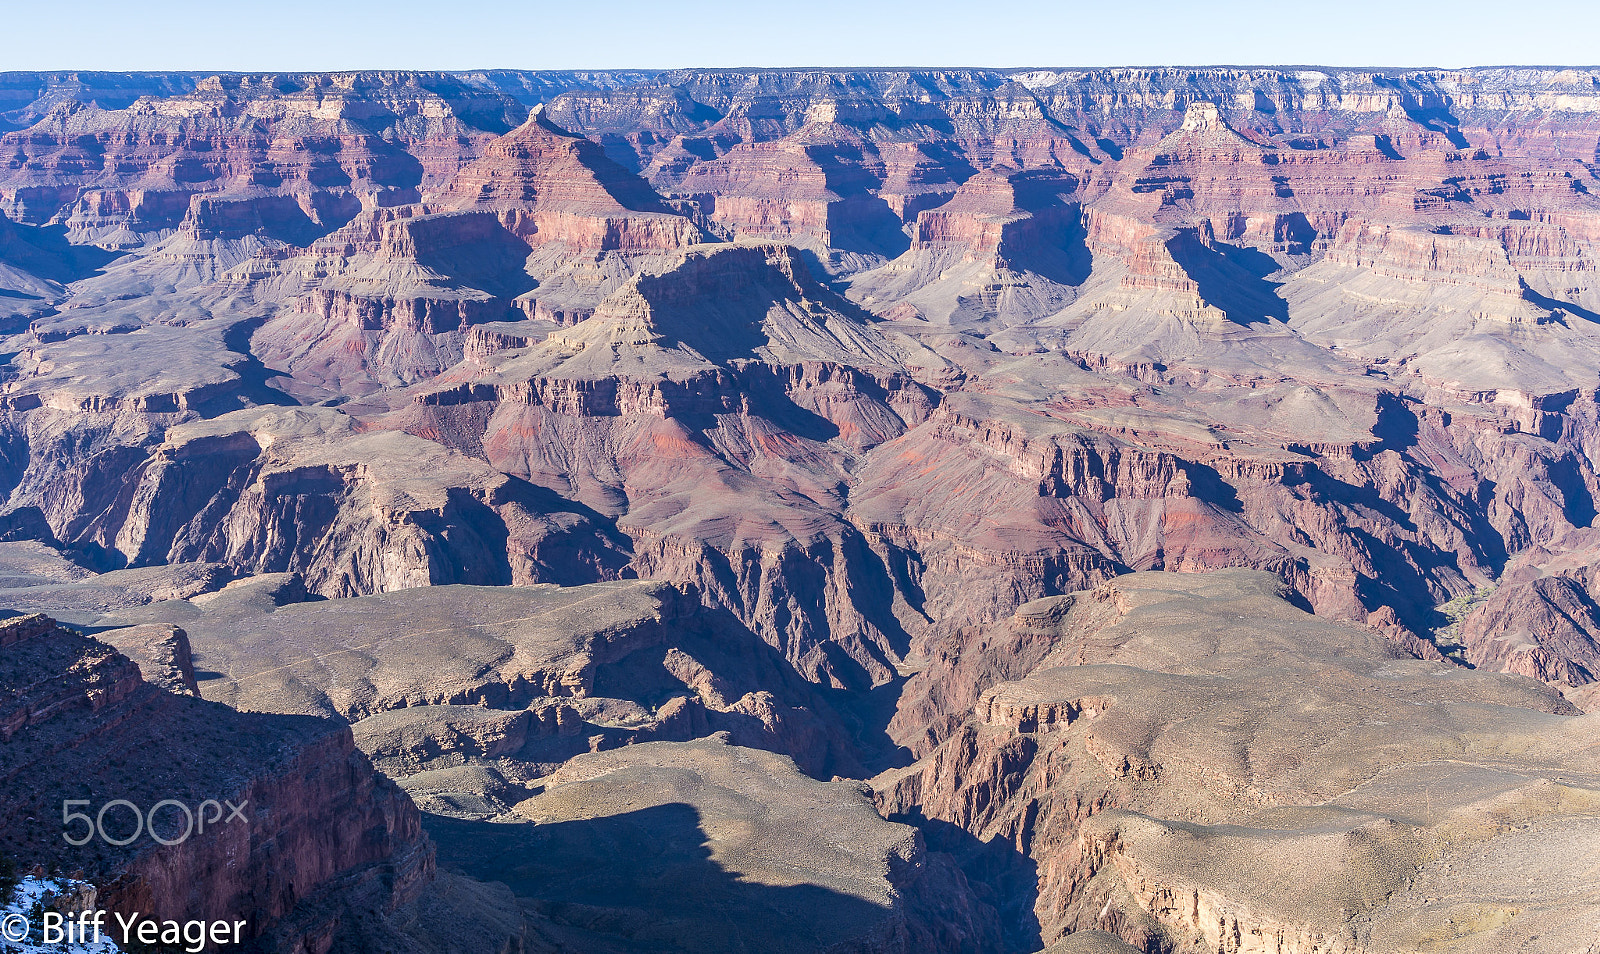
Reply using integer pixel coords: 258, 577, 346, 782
1433, 583, 1498, 662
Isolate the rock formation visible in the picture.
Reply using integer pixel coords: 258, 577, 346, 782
874, 571, 1600, 952
0, 613, 433, 951
433, 738, 1001, 953
2, 66, 1600, 953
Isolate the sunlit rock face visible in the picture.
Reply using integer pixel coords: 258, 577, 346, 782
2, 66, 1600, 954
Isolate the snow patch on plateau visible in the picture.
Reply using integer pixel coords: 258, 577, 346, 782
1013, 71, 1066, 90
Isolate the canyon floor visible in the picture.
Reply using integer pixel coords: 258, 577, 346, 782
1, 66, 1599, 953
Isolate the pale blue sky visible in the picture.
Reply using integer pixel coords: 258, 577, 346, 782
4, 0, 1597, 72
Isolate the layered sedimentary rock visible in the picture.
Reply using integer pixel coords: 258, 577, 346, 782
661, 122, 952, 266
0, 612, 432, 950
429, 108, 706, 323
436, 108, 701, 251
402, 242, 930, 689
0, 71, 544, 239
874, 571, 1600, 953
94, 574, 856, 776
87, 406, 629, 594
243, 207, 536, 397
0, 68, 1596, 692
848, 166, 1089, 328
1, 66, 1600, 954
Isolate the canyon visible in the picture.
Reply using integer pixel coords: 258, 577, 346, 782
0, 66, 1598, 953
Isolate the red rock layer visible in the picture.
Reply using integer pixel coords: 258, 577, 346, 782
0, 613, 433, 948
436, 110, 701, 252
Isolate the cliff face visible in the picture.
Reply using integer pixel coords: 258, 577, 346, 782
6, 69, 1597, 688
242, 208, 537, 397
435, 109, 704, 252
846, 166, 1089, 329
0, 71, 561, 233
2, 67, 1600, 952
1454, 528, 1600, 696
88, 407, 631, 595
0, 69, 1596, 668
872, 572, 1600, 954
0, 612, 433, 950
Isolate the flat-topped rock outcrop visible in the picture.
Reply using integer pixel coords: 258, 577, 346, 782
431, 737, 1001, 954
875, 571, 1600, 953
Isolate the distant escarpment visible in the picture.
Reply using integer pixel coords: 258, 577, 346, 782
0, 69, 1598, 694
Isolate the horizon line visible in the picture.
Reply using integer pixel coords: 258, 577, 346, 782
6, 64, 1600, 75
